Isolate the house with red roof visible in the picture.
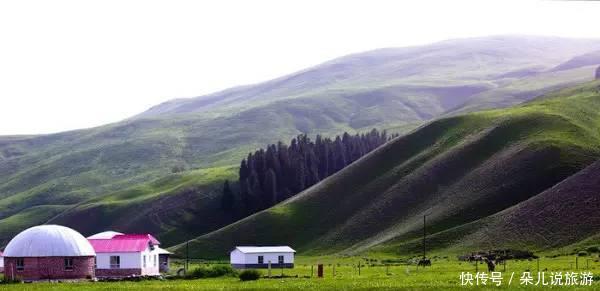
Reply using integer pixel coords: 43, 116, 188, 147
88, 232, 163, 278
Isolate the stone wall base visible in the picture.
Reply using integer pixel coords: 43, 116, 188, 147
96, 268, 142, 278
232, 263, 294, 269
4, 257, 94, 281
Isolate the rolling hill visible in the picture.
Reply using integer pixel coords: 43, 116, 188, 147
172, 81, 600, 259
1, 36, 600, 248
377, 155, 600, 256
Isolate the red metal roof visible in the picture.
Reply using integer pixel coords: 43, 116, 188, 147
113, 234, 160, 245
88, 234, 160, 253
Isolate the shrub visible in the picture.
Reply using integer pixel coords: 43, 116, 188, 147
211, 265, 237, 277
171, 165, 186, 173
239, 269, 261, 281
586, 246, 599, 253
578, 251, 588, 257
0, 276, 23, 284
185, 265, 237, 279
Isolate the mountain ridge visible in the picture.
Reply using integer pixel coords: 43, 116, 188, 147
135, 35, 600, 120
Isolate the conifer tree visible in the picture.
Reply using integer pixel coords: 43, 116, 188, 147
264, 169, 278, 206
221, 180, 234, 211
232, 129, 392, 212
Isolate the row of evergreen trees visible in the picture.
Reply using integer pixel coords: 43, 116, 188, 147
221, 129, 397, 212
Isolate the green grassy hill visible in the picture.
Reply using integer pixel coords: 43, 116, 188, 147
1, 36, 600, 248
172, 81, 600, 259
47, 166, 239, 246
138, 36, 600, 120
0, 166, 240, 247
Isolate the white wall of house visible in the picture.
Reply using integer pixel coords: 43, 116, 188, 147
0, 255, 4, 269
96, 252, 140, 269
230, 249, 246, 264
140, 247, 160, 275
247, 252, 294, 264
95, 247, 159, 275
230, 250, 294, 265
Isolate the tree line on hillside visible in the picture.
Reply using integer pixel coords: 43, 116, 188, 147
221, 129, 399, 212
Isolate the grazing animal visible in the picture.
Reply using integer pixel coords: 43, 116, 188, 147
417, 258, 431, 267
485, 258, 496, 272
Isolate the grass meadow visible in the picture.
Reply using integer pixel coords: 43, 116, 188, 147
1, 255, 599, 290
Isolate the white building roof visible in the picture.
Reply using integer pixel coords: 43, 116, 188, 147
87, 231, 123, 240
234, 246, 296, 253
156, 247, 172, 255
4, 225, 96, 257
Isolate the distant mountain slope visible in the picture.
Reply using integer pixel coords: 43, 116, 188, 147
137, 36, 600, 120
45, 166, 239, 246
0, 166, 238, 247
550, 50, 600, 72
1, 36, 600, 248
172, 81, 600, 258
448, 65, 598, 114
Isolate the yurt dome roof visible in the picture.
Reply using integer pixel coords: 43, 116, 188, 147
87, 231, 123, 240
3, 225, 95, 257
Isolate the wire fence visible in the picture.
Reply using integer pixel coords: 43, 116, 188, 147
171, 255, 599, 279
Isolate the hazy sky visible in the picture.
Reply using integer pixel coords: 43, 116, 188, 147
1, 0, 600, 135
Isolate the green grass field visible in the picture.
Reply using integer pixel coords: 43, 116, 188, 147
1, 255, 599, 290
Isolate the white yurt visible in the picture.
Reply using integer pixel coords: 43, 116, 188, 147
3, 225, 96, 281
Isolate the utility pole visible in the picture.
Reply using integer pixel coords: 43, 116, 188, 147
423, 214, 428, 259
186, 240, 190, 273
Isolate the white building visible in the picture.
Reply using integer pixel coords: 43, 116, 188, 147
156, 247, 172, 272
230, 246, 295, 269
88, 232, 162, 277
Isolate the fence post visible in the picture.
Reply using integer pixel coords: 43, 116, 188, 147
576, 256, 579, 270
587, 259, 590, 270
268, 261, 272, 278
311, 265, 314, 277
185, 241, 189, 273
358, 261, 361, 276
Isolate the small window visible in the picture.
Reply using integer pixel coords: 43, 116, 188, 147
64, 258, 74, 271
143, 255, 147, 268
258, 255, 264, 264
278, 255, 284, 264
94, 257, 97, 268
110, 256, 120, 269
154, 255, 157, 267
16, 258, 24, 271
